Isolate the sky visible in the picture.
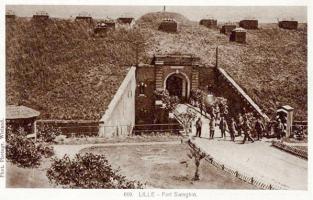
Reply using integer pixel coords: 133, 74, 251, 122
5, 5, 307, 23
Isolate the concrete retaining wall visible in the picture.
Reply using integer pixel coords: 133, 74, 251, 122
216, 67, 269, 120
99, 67, 136, 137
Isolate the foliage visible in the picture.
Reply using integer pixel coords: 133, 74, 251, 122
37, 124, 62, 143
177, 108, 197, 135
7, 13, 307, 121
187, 142, 206, 181
37, 143, 54, 158
139, 12, 307, 120
6, 129, 42, 168
6, 18, 148, 120
46, 153, 144, 189
137, 11, 192, 30
154, 89, 179, 112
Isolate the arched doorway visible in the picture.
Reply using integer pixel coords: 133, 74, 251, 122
165, 72, 190, 102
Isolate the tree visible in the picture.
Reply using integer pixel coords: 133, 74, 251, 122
177, 108, 197, 136
187, 141, 206, 181
46, 153, 144, 189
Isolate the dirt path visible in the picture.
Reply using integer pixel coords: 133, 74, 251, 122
175, 104, 308, 190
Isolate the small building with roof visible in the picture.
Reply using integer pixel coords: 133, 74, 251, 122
32, 11, 49, 21
117, 17, 135, 28
75, 12, 93, 23
230, 27, 246, 43
278, 20, 298, 30
220, 24, 236, 34
6, 10, 16, 22
94, 22, 109, 36
101, 19, 116, 30
6, 105, 40, 134
239, 19, 258, 29
199, 19, 217, 28
158, 18, 178, 33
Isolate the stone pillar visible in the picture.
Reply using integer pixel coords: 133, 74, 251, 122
277, 105, 294, 137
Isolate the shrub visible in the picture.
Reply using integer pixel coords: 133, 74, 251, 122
154, 89, 179, 112
46, 153, 144, 189
37, 124, 62, 143
37, 143, 54, 158
6, 130, 42, 168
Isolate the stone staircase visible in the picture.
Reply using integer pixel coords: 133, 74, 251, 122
155, 67, 163, 90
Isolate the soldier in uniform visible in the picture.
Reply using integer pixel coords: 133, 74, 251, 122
219, 116, 228, 139
209, 116, 216, 139
228, 118, 237, 142
237, 113, 244, 136
242, 117, 254, 144
195, 117, 202, 138
255, 117, 265, 140
276, 119, 284, 139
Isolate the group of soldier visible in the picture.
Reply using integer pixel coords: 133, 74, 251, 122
195, 105, 270, 144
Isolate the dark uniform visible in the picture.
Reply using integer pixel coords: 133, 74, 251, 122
219, 117, 228, 138
242, 119, 254, 144
196, 118, 202, 138
209, 117, 215, 139
255, 119, 265, 140
276, 120, 284, 139
229, 118, 237, 141
237, 114, 244, 136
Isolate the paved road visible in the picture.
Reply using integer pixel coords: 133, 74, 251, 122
175, 104, 308, 190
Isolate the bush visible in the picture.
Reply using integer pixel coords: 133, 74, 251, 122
154, 89, 179, 111
37, 124, 62, 143
46, 153, 144, 189
37, 143, 54, 158
6, 130, 42, 168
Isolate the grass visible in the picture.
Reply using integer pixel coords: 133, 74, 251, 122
6, 18, 148, 120
6, 12, 307, 120
6, 142, 257, 189
56, 134, 183, 145
80, 143, 257, 189
137, 12, 307, 120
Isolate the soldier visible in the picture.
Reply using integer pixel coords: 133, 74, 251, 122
237, 113, 244, 136
195, 117, 202, 138
219, 116, 228, 139
228, 118, 237, 142
242, 117, 254, 144
276, 119, 284, 139
255, 117, 265, 140
209, 115, 216, 139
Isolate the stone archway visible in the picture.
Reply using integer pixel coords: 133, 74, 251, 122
164, 72, 190, 101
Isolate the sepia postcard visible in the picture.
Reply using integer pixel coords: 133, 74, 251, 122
0, 0, 312, 200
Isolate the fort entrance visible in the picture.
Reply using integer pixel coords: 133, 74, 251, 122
135, 53, 265, 124
165, 72, 189, 102
135, 54, 215, 123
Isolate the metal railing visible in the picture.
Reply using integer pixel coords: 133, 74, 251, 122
133, 123, 183, 135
